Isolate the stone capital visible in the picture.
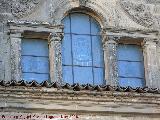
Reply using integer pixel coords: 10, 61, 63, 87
103, 36, 119, 50
49, 32, 64, 43
102, 35, 120, 44
9, 32, 22, 38
107, 36, 120, 41
143, 37, 158, 43
142, 38, 158, 48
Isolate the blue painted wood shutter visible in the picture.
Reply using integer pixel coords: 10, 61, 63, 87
62, 13, 104, 85
21, 39, 49, 83
117, 44, 145, 88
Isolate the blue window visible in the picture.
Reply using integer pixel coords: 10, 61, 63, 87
117, 44, 145, 88
62, 13, 104, 85
21, 39, 49, 83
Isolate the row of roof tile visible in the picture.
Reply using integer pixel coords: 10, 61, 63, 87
0, 80, 159, 94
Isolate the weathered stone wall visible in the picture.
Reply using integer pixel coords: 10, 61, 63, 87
0, 0, 160, 119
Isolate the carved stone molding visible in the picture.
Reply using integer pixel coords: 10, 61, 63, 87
49, 0, 107, 25
120, 0, 154, 27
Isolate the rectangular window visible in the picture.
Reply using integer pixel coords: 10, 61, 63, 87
21, 39, 49, 83
117, 44, 145, 88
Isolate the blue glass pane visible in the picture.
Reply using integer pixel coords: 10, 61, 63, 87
118, 61, 144, 78
94, 68, 104, 85
22, 39, 49, 57
117, 44, 145, 87
74, 67, 93, 84
22, 73, 49, 83
92, 36, 104, 67
71, 13, 90, 34
62, 34, 72, 65
119, 78, 144, 88
91, 17, 100, 35
22, 56, 49, 74
62, 15, 70, 33
117, 44, 143, 61
72, 35, 92, 66
63, 66, 73, 84
21, 39, 49, 81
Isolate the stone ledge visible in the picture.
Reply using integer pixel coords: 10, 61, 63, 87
0, 85, 159, 114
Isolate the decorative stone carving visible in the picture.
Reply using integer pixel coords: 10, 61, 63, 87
144, 0, 160, 4
11, 0, 42, 18
0, 0, 12, 22
0, 0, 42, 18
79, 0, 88, 6
0, 0, 11, 13
120, 0, 154, 27
0, 14, 12, 23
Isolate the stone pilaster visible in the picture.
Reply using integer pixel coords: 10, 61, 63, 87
49, 33, 63, 83
143, 39, 159, 88
103, 36, 118, 86
10, 33, 22, 81
0, 24, 5, 81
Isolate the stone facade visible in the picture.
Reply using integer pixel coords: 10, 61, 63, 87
0, 0, 160, 119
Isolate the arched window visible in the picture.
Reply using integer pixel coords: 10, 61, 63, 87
62, 13, 104, 85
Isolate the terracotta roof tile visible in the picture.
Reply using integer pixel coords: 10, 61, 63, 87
0, 80, 159, 94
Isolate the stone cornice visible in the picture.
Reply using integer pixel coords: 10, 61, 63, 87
0, 85, 160, 114
101, 27, 159, 40
7, 20, 64, 35
7, 20, 64, 29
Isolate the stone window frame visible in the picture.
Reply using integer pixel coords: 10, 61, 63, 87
8, 21, 63, 83
106, 36, 145, 87
102, 28, 159, 88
